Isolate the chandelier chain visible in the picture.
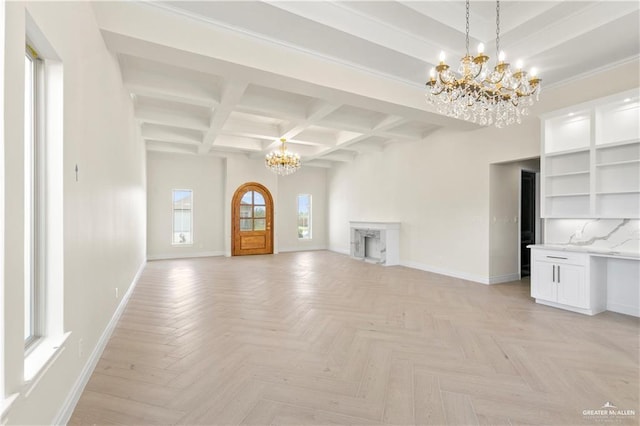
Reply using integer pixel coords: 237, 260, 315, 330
465, 0, 470, 55
495, 0, 500, 55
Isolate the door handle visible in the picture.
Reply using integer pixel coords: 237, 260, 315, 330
558, 265, 560, 283
553, 265, 556, 282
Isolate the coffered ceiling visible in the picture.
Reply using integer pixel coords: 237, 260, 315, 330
93, 1, 640, 168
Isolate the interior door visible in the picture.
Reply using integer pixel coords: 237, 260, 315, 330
232, 182, 273, 256
521, 170, 536, 277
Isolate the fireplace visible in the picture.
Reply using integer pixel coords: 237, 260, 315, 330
350, 222, 400, 266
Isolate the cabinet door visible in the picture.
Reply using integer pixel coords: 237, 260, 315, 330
556, 264, 587, 308
531, 261, 556, 301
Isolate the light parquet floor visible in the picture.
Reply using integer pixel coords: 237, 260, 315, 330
69, 251, 640, 425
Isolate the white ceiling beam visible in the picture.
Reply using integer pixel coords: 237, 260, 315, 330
278, 101, 342, 143
213, 134, 264, 152
501, 2, 639, 60
308, 115, 412, 161
399, 1, 560, 43
141, 124, 203, 145
146, 141, 198, 155
143, 137, 200, 147
126, 83, 216, 109
222, 117, 281, 141
373, 115, 409, 132
200, 80, 249, 154
121, 57, 220, 104
135, 107, 210, 131
269, 1, 440, 62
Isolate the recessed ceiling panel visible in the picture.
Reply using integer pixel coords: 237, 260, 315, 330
321, 105, 388, 131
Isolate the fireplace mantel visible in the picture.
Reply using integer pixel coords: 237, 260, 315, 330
349, 221, 400, 266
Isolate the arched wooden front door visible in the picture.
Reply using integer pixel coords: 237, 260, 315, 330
232, 182, 274, 256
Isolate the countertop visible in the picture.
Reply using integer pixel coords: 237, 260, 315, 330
528, 244, 640, 261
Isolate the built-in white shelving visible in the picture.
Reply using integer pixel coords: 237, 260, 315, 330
541, 89, 640, 218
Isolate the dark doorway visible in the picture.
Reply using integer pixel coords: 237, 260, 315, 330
521, 171, 536, 277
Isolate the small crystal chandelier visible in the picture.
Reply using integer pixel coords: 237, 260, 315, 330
426, 0, 541, 128
265, 138, 301, 176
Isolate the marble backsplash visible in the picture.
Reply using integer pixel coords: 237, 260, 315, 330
545, 219, 640, 254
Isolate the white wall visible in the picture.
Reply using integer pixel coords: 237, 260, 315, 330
489, 159, 540, 282
277, 167, 327, 252
328, 123, 539, 283
328, 60, 640, 284
0, 0, 6, 408
3, 2, 146, 424
147, 152, 225, 259
147, 152, 328, 258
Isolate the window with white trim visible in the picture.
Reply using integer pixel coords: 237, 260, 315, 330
297, 194, 312, 239
24, 44, 44, 350
173, 190, 193, 245
22, 18, 67, 384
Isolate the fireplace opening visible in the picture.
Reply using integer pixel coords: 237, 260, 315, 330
364, 235, 381, 262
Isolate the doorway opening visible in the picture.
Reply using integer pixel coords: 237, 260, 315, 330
520, 170, 537, 277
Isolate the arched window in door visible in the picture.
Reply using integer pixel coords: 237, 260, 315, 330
240, 190, 266, 231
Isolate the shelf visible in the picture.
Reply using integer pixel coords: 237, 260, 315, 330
596, 159, 640, 168
546, 193, 590, 198
542, 89, 640, 219
594, 139, 640, 149
546, 170, 590, 178
545, 147, 591, 158
544, 214, 593, 219
596, 190, 640, 195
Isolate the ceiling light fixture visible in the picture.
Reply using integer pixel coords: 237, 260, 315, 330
265, 138, 301, 176
425, 0, 541, 128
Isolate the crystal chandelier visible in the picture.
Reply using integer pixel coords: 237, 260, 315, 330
426, 0, 541, 128
265, 138, 301, 176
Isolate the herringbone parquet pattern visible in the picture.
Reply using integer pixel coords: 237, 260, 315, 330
69, 251, 639, 425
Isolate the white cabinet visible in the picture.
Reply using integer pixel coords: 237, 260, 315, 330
541, 89, 640, 218
531, 248, 605, 315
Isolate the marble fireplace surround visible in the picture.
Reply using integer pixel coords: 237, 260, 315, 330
350, 221, 400, 266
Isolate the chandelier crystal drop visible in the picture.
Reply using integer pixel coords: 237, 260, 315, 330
265, 138, 301, 176
425, 0, 541, 128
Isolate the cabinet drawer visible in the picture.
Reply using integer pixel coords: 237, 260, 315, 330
532, 249, 588, 266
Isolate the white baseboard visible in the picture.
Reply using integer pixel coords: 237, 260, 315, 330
329, 246, 350, 256
278, 245, 327, 253
52, 259, 146, 425
607, 302, 640, 318
487, 273, 521, 284
147, 251, 225, 260
400, 260, 490, 285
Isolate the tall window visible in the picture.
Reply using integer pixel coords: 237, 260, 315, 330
24, 45, 43, 348
297, 194, 312, 239
173, 190, 193, 245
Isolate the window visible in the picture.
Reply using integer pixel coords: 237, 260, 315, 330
239, 191, 266, 231
22, 23, 67, 383
297, 194, 312, 239
24, 45, 43, 349
173, 190, 193, 244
